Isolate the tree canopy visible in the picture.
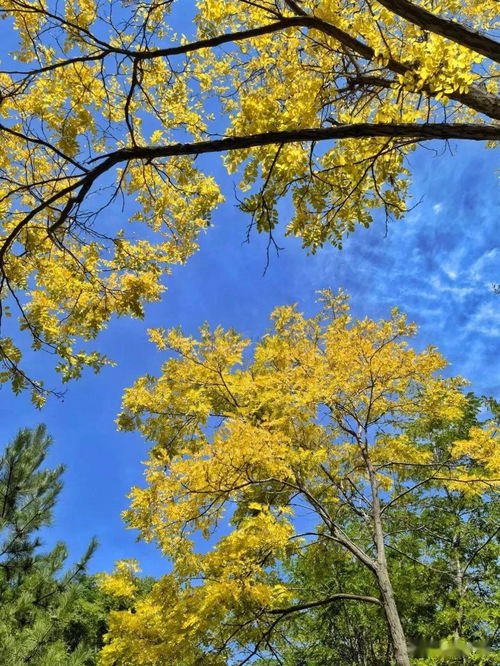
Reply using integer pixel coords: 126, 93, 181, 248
97, 291, 499, 665
0, 0, 498, 403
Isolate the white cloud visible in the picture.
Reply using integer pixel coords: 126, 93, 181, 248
469, 248, 499, 282
465, 302, 500, 337
429, 275, 476, 301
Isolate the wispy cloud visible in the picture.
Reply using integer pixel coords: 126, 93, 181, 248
466, 302, 500, 337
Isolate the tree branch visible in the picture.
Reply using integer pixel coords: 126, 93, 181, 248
462, 525, 500, 575
283, 4, 500, 119
376, 0, 500, 64
1, 122, 496, 271
6, 14, 500, 119
102, 123, 499, 164
265, 593, 383, 615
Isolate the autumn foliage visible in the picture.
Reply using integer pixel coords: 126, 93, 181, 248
0, 0, 498, 401
97, 292, 498, 664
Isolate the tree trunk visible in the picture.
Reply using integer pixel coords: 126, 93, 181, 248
360, 436, 411, 666
376, 563, 411, 666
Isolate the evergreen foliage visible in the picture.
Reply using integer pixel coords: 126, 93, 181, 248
0, 425, 103, 665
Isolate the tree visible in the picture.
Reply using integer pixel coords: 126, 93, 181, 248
0, 424, 102, 664
99, 291, 499, 665
0, 0, 498, 403
264, 394, 500, 665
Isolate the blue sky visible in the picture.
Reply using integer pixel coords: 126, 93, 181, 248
0, 138, 497, 577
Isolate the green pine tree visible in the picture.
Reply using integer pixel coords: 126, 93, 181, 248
0, 425, 99, 665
